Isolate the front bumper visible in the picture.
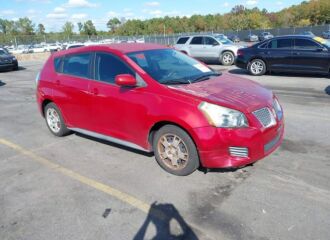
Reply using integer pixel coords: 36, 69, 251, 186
0, 60, 18, 70
192, 119, 284, 168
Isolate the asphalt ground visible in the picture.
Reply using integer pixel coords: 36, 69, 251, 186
0, 61, 329, 240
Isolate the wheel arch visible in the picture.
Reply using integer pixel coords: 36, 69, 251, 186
148, 120, 198, 152
41, 99, 53, 117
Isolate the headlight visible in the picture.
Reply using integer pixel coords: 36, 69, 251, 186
273, 98, 283, 120
12, 57, 16, 61
199, 102, 248, 128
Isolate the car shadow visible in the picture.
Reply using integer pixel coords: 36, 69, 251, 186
198, 163, 254, 174
325, 86, 330, 95
0, 80, 5, 87
133, 202, 198, 240
228, 68, 329, 78
74, 132, 154, 157
0, 66, 26, 73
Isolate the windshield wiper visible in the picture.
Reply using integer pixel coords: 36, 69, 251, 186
192, 72, 221, 83
160, 79, 191, 85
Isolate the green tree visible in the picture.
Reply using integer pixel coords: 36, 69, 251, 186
82, 20, 97, 36
77, 22, 83, 34
17, 17, 35, 35
107, 18, 121, 32
62, 21, 74, 37
37, 23, 45, 34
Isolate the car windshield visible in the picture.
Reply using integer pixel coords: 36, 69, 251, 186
127, 49, 220, 85
0, 49, 7, 55
214, 36, 233, 45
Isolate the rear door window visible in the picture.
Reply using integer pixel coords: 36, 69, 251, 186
294, 39, 321, 50
203, 37, 218, 45
176, 37, 189, 44
62, 53, 92, 78
268, 39, 293, 49
95, 53, 135, 84
190, 37, 203, 45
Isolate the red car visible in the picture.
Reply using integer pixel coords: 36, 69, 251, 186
36, 43, 284, 176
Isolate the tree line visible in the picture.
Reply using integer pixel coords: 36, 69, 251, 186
0, 0, 329, 43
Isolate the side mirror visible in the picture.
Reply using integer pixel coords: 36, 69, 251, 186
115, 74, 137, 87
212, 42, 219, 46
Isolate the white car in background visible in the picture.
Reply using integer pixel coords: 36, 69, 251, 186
65, 43, 85, 50
46, 43, 62, 52
31, 44, 47, 53
11, 45, 30, 54
174, 35, 243, 65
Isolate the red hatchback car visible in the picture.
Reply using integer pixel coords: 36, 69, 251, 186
36, 43, 284, 176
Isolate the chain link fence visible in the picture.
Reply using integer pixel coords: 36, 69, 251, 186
1, 24, 329, 47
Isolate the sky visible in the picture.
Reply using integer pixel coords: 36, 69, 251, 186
0, 0, 305, 32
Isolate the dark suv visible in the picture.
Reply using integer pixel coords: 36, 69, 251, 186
0, 48, 18, 71
235, 36, 330, 76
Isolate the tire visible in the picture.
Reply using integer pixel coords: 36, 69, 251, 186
44, 102, 70, 137
153, 125, 199, 176
248, 59, 266, 76
12, 64, 19, 71
220, 51, 235, 66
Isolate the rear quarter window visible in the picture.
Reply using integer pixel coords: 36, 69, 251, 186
176, 37, 189, 44
54, 57, 62, 73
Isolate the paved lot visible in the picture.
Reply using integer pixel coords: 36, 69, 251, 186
0, 61, 330, 240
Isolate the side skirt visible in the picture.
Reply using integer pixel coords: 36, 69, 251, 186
68, 128, 151, 153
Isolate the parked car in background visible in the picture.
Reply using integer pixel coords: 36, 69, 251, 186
322, 30, 330, 39
259, 32, 274, 41
300, 31, 315, 37
46, 43, 62, 52
65, 43, 85, 50
228, 34, 240, 43
245, 34, 259, 42
174, 35, 243, 65
11, 45, 31, 54
0, 48, 18, 71
31, 44, 47, 53
36, 43, 284, 175
235, 35, 330, 76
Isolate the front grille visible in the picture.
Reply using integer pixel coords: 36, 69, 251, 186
229, 147, 249, 158
253, 107, 276, 128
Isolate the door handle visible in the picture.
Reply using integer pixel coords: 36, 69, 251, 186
92, 88, 99, 95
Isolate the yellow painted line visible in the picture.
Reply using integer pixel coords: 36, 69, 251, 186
0, 138, 166, 221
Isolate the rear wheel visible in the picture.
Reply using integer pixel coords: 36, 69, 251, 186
153, 125, 199, 176
248, 59, 266, 76
44, 102, 70, 137
220, 51, 235, 66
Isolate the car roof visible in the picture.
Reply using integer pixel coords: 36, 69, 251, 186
53, 43, 168, 57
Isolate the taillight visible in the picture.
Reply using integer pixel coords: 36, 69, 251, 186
35, 71, 40, 86
237, 49, 244, 56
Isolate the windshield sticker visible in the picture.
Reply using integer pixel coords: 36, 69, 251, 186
193, 63, 211, 73
314, 37, 326, 44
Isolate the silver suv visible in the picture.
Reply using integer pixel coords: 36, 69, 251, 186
174, 35, 242, 65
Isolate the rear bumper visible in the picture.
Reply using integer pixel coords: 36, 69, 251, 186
192, 119, 284, 168
235, 57, 248, 69
0, 60, 18, 70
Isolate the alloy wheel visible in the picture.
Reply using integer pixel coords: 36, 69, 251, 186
46, 108, 61, 133
157, 134, 189, 170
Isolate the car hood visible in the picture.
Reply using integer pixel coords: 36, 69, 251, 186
0, 55, 14, 60
168, 73, 274, 113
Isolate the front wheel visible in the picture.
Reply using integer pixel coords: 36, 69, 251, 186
153, 125, 199, 176
220, 51, 235, 66
248, 59, 266, 76
44, 102, 70, 137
